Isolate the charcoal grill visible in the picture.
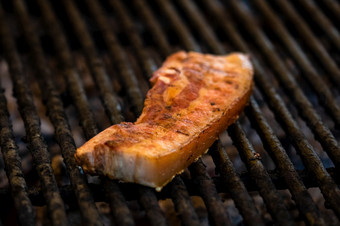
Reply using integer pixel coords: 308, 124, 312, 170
0, 0, 340, 225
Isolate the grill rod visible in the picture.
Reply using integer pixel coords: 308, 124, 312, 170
210, 140, 266, 226
96, 0, 236, 224
224, 0, 340, 219
59, 0, 169, 225
170, 176, 201, 226
35, 0, 97, 142
158, 0, 295, 224
137, 0, 310, 224
36, 0, 234, 222
141, 0, 270, 224
137, 2, 334, 222
12, 0, 102, 224
123, 2, 235, 225
245, 98, 326, 225
77, 0, 145, 114
146, 1, 238, 225
0, 91, 34, 226
0, 45, 35, 226
91, 0, 229, 224
35, 0, 135, 225
252, 0, 340, 128
228, 0, 340, 171
62, 0, 144, 117
132, 0, 171, 58
185, 1, 334, 222
274, 0, 340, 89
2, 1, 69, 225
190, 159, 234, 226
35, 0, 162, 225
154, 0, 201, 52
97, 1, 207, 225
107, 0, 156, 77
1, 167, 338, 203
296, 0, 340, 50
58, 0, 123, 125
321, 0, 340, 22
0, 0, 338, 224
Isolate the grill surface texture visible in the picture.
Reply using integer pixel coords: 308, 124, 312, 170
0, 0, 339, 225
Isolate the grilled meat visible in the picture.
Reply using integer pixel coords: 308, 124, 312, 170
75, 51, 253, 190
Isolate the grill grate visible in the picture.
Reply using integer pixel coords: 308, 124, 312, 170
0, 0, 340, 225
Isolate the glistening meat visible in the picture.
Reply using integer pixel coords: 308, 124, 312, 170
75, 51, 253, 191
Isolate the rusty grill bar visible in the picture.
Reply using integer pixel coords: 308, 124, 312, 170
0, 0, 340, 225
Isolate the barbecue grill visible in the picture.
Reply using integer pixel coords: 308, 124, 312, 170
0, 0, 339, 225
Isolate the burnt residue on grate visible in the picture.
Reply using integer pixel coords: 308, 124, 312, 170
273, 0, 340, 89
245, 97, 326, 225
0, 69, 35, 225
35, 0, 98, 141
11, 0, 101, 225
210, 140, 265, 226
251, 0, 340, 127
35, 0, 136, 225
0, 0, 340, 225
0, 1, 68, 225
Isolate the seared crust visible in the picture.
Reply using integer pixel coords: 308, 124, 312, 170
75, 51, 253, 190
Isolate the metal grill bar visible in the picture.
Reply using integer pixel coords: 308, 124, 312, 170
169, 0, 294, 224
34, 0, 98, 141
273, 0, 340, 88
296, 0, 340, 50
321, 0, 340, 22
112, 2, 205, 223
102, 179, 135, 226
74, 1, 143, 115
245, 97, 326, 225
1, 0, 339, 225
107, 0, 156, 77
209, 0, 340, 218
1, 166, 338, 203
131, 2, 227, 225
189, 159, 233, 226
0, 56, 34, 226
41, 0, 162, 224
34, 1, 135, 225
228, 122, 294, 225
3, 1, 68, 225
138, 187, 168, 226
77, 1, 169, 224
177, 0, 224, 54
170, 176, 200, 226
210, 141, 264, 226
59, 0, 122, 124
228, 0, 340, 172
200, 0, 338, 221
252, 0, 340, 128
113, 3, 205, 224
137, 0, 290, 224
103, 1, 226, 225
149, 2, 239, 225
132, 0, 172, 57
84, 1, 145, 112
77, 0, 144, 116
11, 0, 102, 224
155, 0, 201, 52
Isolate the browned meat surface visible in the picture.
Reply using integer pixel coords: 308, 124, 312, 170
75, 51, 253, 190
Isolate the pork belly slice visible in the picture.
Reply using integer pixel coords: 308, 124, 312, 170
75, 51, 253, 191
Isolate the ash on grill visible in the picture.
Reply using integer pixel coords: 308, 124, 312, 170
0, 0, 340, 225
